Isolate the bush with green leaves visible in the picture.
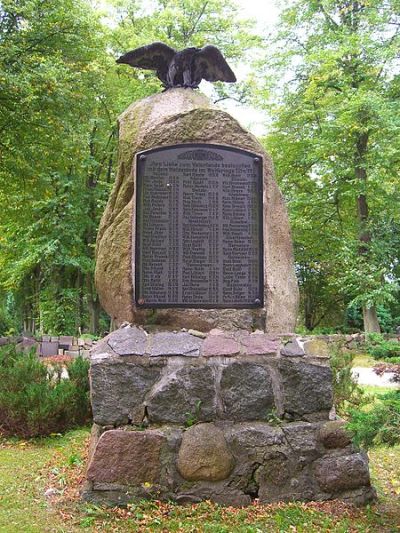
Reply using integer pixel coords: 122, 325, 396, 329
366, 333, 400, 361
347, 391, 400, 449
329, 343, 369, 416
0, 346, 91, 438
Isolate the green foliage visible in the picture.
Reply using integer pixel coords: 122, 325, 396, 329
263, 0, 400, 332
345, 304, 398, 334
347, 391, 400, 449
184, 399, 202, 427
366, 334, 400, 361
329, 343, 369, 416
0, 0, 257, 336
0, 346, 91, 438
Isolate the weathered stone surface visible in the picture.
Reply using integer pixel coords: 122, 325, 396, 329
95, 88, 299, 333
313, 453, 371, 493
90, 362, 162, 425
220, 362, 275, 421
107, 325, 147, 356
177, 423, 234, 481
229, 422, 285, 451
281, 339, 305, 357
281, 422, 321, 462
15, 337, 38, 353
256, 450, 292, 487
201, 334, 240, 357
146, 364, 217, 424
303, 339, 329, 357
85, 333, 375, 508
240, 334, 279, 355
279, 359, 333, 420
150, 332, 203, 357
319, 420, 352, 449
83, 419, 375, 507
87, 429, 165, 485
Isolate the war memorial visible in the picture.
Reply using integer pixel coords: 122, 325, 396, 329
83, 43, 375, 506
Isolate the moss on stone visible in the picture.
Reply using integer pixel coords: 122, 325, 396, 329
95, 89, 299, 332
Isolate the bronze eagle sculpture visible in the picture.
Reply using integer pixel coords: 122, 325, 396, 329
116, 42, 236, 90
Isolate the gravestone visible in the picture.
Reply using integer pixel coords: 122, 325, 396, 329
84, 89, 374, 507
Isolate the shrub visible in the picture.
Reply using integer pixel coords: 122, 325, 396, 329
329, 343, 369, 416
0, 345, 91, 438
366, 333, 400, 360
347, 391, 400, 448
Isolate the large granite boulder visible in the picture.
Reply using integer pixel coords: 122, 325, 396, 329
95, 89, 298, 333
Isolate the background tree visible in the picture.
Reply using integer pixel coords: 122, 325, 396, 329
0, 0, 257, 335
262, 0, 400, 332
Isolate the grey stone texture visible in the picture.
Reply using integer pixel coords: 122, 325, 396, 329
278, 359, 333, 421
313, 453, 372, 493
95, 88, 299, 333
150, 332, 203, 357
319, 420, 353, 449
146, 364, 217, 424
107, 325, 147, 356
281, 338, 305, 357
220, 362, 276, 421
84, 327, 375, 508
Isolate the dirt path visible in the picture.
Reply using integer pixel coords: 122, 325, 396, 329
352, 367, 398, 387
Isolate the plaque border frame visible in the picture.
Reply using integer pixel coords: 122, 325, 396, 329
134, 143, 264, 309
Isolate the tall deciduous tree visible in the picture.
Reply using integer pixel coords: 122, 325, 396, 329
263, 0, 400, 332
0, 0, 258, 334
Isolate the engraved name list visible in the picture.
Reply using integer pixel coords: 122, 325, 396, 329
135, 144, 263, 308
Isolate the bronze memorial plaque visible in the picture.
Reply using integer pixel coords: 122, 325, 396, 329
135, 144, 264, 308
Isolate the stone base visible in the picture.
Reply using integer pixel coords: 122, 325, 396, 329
83, 326, 375, 507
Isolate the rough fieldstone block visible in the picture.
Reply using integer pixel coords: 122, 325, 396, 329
220, 362, 275, 421
278, 359, 333, 420
303, 338, 329, 357
146, 364, 217, 424
281, 339, 305, 357
256, 451, 292, 487
281, 422, 321, 462
107, 325, 147, 355
313, 453, 371, 493
177, 423, 234, 481
150, 332, 203, 356
87, 429, 164, 485
90, 362, 162, 425
201, 334, 240, 356
227, 424, 286, 477
240, 335, 279, 355
319, 420, 352, 449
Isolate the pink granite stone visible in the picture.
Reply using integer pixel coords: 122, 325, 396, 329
241, 335, 279, 355
201, 335, 240, 357
87, 429, 164, 484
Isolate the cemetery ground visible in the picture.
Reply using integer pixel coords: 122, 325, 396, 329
0, 391, 399, 532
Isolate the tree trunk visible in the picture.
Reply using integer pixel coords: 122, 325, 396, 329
304, 292, 315, 331
363, 305, 381, 333
355, 132, 381, 334
86, 273, 101, 335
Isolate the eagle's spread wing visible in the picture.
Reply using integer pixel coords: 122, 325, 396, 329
116, 42, 176, 72
193, 45, 236, 83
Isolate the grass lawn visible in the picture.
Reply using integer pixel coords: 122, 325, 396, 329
353, 353, 377, 368
1, 428, 400, 532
